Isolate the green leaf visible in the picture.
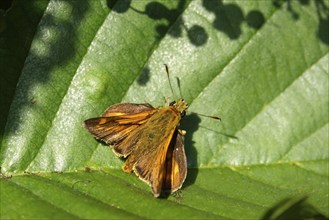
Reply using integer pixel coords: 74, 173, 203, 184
1, 0, 328, 219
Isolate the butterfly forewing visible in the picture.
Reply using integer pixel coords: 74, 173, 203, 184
120, 107, 181, 196
84, 103, 158, 148
134, 128, 176, 197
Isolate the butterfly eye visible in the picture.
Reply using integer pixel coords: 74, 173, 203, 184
181, 110, 186, 118
169, 101, 176, 106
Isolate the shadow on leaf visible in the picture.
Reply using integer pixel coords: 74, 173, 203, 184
262, 196, 327, 220
180, 113, 201, 188
1, 1, 90, 172
272, 0, 329, 45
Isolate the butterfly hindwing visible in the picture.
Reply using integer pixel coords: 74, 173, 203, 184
163, 130, 187, 194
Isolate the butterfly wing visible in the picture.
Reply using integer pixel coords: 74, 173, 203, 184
120, 107, 181, 197
102, 103, 154, 117
163, 130, 187, 194
84, 103, 157, 154
133, 128, 176, 197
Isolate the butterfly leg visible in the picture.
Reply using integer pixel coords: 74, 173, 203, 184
164, 97, 170, 106
178, 129, 186, 136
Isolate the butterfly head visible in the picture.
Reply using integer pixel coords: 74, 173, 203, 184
170, 98, 188, 117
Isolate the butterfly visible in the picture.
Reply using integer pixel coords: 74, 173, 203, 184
84, 65, 220, 197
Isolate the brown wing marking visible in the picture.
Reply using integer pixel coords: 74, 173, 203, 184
163, 130, 187, 193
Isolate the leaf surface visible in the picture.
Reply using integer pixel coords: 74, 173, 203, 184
1, 0, 328, 219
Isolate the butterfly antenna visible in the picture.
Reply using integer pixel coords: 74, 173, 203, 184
164, 64, 177, 101
175, 77, 183, 99
189, 111, 221, 121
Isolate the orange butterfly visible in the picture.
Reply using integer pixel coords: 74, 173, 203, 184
84, 65, 219, 197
